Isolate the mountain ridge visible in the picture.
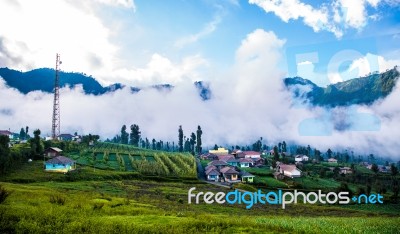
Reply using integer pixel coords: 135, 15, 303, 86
284, 67, 399, 106
1, 66, 398, 106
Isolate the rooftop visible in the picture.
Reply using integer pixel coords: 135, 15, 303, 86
46, 156, 75, 165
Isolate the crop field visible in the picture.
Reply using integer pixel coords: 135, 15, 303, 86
70, 143, 197, 178
1, 161, 400, 234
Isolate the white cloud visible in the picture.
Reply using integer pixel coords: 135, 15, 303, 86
0, 0, 118, 73
1, 29, 400, 159
109, 53, 209, 85
249, 0, 392, 38
0, 0, 207, 86
345, 53, 400, 78
174, 14, 222, 48
93, 0, 136, 10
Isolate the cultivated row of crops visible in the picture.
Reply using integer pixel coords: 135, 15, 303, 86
75, 142, 197, 178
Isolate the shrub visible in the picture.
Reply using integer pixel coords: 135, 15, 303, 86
93, 202, 104, 210
0, 185, 11, 204
49, 194, 66, 205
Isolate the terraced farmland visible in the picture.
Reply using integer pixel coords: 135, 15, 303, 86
71, 142, 196, 178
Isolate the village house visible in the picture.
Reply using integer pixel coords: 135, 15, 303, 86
209, 147, 229, 155
242, 151, 261, 159
44, 156, 76, 173
44, 147, 63, 158
251, 157, 265, 167
220, 167, 240, 182
276, 164, 302, 178
205, 167, 220, 181
217, 154, 235, 162
378, 165, 390, 173
328, 158, 338, 163
58, 133, 74, 141
231, 149, 242, 158
199, 153, 217, 161
240, 171, 255, 183
0, 130, 14, 139
226, 157, 240, 167
295, 155, 309, 162
239, 158, 253, 168
207, 160, 228, 170
339, 167, 353, 174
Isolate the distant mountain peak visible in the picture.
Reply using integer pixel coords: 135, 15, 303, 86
0, 67, 212, 100
284, 67, 400, 106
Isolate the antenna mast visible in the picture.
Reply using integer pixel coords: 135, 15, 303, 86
51, 53, 61, 140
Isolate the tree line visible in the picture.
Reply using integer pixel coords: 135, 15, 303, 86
107, 124, 203, 155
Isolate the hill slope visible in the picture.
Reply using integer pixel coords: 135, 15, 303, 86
284, 67, 400, 106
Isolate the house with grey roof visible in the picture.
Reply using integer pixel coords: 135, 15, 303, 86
45, 156, 76, 173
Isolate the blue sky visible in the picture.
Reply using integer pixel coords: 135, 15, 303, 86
0, 0, 399, 86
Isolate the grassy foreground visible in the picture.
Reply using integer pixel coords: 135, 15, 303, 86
1, 162, 400, 233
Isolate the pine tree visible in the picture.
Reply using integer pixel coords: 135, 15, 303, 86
196, 125, 202, 154
178, 126, 183, 152
120, 125, 129, 144
282, 141, 287, 152
273, 145, 279, 161
19, 128, 26, 140
129, 124, 141, 147
190, 132, 196, 155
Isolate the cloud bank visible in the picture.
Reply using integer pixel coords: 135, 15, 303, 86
1, 29, 400, 159
249, 0, 399, 38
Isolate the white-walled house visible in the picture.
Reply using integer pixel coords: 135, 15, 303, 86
243, 151, 261, 159
328, 158, 338, 163
295, 155, 309, 162
239, 158, 253, 168
277, 164, 302, 178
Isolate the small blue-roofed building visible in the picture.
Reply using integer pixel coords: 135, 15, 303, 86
45, 156, 76, 173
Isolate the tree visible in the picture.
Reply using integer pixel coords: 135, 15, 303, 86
315, 149, 322, 162
391, 163, 398, 176
371, 163, 379, 174
152, 139, 156, 150
332, 167, 340, 177
196, 125, 202, 154
120, 125, 129, 144
319, 168, 326, 178
189, 132, 196, 155
129, 124, 141, 147
278, 142, 282, 153
307, 145, 311, 157
327, 148, 333, 158
178, 126, 183, 152
344, 153, 350, 163
282, 141, 287, 152
273, 145, 279, 161
81, 134, 99, 145
19, 128, 26, 140
25, 126, 29, 139
214, 144, 218, 150
29, 129, 43, 159
184, 138, 190, 152
0, 135, 11, 174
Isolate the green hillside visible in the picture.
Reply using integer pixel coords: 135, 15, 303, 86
69, 142, 197, 178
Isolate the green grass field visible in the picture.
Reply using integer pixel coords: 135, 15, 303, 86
1, 159, 400, 233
